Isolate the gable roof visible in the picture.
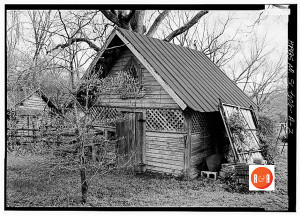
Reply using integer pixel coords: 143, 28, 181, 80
86, 27, 256, 112
10, 89, 61, 113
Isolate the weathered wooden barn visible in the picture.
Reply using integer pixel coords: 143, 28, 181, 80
82, 27, 262, 178
7, 89, 61, 143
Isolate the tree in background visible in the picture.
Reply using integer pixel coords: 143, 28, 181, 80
8, 9, 287, 116
159, 10, 287, 121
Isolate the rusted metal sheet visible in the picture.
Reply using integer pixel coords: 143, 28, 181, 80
116, 28, 256, 112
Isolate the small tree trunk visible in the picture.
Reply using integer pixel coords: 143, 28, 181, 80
69, 52, 89, 204
80, 154, 88, 204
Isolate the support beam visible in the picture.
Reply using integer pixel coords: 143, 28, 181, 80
183, 110, 192, 178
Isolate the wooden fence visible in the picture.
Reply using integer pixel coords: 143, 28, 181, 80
7, 113, 118, 164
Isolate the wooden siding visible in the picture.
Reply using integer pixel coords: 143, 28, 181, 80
8, 93, 56, 139
188, 111, 215, 178
189, 132, 214, 178
19, 93, 51, 111
145, 131, 185, 176
188, 111, 229, 178
96, 48, 180, 109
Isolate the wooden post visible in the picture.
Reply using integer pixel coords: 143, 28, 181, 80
141, 111, 146, 173
104, 129, 108, 140
183, 111, 192, 178
92, 145, 97, 161
27, 116, 30, 136
136, 112, 145, 173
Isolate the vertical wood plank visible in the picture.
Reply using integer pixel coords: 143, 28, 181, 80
128, 114, 133, 165
134, 113, 138, 169
135, 112, 145, 172
122, 120, 126, 165
116, 121, 121, 165
27, 116, 29, 136
92, 146, 97, 161
141, 111, 146, 172
115, 111, 145, 171
183, 110, 192, 177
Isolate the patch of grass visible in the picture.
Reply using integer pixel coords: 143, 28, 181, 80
6, 148, 288, 210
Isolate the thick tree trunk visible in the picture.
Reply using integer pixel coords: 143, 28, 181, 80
130, 10, 146, 33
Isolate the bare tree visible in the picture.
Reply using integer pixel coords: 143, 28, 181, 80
48, 10, 110, 53
7, 11, 22, 61
247, 53, 286, 110
195, 13, 240, 68
7, 10, 22, 96
101, 10, 208, 41
26, 10, 55, 88
42, 11, 141, 203
27, 11, 53, 62
160, 10, 286, 115
161, 11, 269, 68
49, 10, 208, 53
42, 66, 141, 203
226, 34, 286, 112
7, 10, 58, 97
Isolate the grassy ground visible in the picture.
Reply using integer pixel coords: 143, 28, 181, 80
6, 147, 288, 210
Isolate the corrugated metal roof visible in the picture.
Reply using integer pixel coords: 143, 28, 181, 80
96, 27, 256, 112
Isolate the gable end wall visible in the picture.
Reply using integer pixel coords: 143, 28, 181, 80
96, 48, 180, 109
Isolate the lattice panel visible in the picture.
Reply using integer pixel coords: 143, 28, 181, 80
191, 111, 209, 134
146, 109, 185, 132
89, 106, 120, 125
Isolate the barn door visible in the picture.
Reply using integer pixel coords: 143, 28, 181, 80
116, 112, 145, 172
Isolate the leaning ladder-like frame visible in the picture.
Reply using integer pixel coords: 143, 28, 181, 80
218, 99, 239, 163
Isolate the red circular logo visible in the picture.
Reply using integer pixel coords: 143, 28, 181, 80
251, 167, 273, 189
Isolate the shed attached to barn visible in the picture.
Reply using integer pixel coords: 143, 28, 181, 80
82, 27, 262, 178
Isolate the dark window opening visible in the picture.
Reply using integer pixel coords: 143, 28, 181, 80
123, 57, 142, 86
128, 63, 138, 79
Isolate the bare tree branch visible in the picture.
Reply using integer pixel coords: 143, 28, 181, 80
47, 38, 101, 53
58, 10, 70, 38
163, 10, 208, 42
146, 10, 170, 37
70, 11, 100, 38
100, 10, 120, 26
